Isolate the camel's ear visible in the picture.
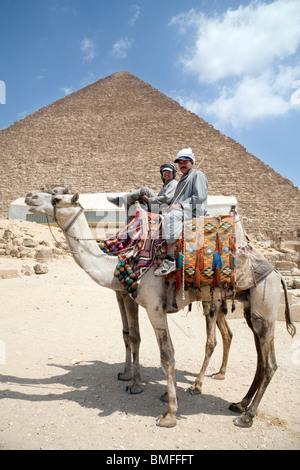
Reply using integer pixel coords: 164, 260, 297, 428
46, 186, 54, 194
63, 187, 70, 194
71, 193, 79, 203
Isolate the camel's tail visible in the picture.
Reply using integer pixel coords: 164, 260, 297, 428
280, 275, 296, 338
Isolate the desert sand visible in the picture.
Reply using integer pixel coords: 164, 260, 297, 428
0, 252, 299, 451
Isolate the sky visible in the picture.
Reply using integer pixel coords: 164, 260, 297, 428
0, 0, 299, 189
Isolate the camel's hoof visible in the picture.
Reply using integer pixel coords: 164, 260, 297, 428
233, 413, 253, 428
229, 402, 245, 414
160, 392, 178, 403
156, 413, 177, 428
160, 391, 169, 403
118, 372, 132, 382
211, 372, 225, 380
126, 384, 143, 394
188, 386, 202, 396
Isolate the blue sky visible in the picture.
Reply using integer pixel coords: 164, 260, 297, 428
1, 0, 299, 188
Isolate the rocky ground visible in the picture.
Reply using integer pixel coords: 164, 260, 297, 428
0, 219, 299, 450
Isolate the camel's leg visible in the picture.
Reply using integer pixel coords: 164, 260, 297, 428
189, 300, 218, 395
232, 273, 279, 428
233, 330, 277, 428
116, 292, 132, 381
147, 306, 177, 428
115, 292, 142, 394
229, 316, 263, 414
213, 309, 233, 380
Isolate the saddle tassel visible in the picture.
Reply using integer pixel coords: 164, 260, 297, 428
194, 268, 201, 289
193, 249, 204, 289
175, 268, 182, 293
213, 250, 222, 288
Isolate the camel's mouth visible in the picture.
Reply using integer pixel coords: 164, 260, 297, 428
25, 201, 36, 207
25, 196, 39, 207
24, 199, 41, 212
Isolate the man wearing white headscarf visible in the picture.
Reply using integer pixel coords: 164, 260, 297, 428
154, 148, 208, 276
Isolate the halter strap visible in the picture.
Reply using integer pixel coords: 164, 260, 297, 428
50, 199, 95, 250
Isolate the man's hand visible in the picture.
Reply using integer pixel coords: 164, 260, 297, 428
141, 195, 149, 202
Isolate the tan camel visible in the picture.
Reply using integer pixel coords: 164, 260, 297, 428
24, 189, 296, 428
37, 188, 233, 395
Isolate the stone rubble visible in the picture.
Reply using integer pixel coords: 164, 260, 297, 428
0, 219, 69, 263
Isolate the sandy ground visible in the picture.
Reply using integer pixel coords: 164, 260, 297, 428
0, 256, 299, 451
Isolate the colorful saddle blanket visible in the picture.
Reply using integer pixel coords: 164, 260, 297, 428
99, 211, 236, 295
99, 211, 165, 295
169, 215, 236, 292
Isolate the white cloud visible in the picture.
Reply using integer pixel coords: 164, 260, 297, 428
171, 1, 300, 82
60, 87, 74, 96
169, 8, 200, 34
129, 4, 141, 26
170, 0, 300, 127
204, 72, 292, 127
170, 90, 203, 116
80, 37, 96, 63
111, 37, 132, 59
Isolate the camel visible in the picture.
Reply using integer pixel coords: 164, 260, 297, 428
24, 188, 296, 428
38, 187, 233, 395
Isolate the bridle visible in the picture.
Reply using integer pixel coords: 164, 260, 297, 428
52, 198, 85, 234
46, 197, 95, 253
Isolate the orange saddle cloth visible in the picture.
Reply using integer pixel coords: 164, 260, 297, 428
169, 215, 236, 291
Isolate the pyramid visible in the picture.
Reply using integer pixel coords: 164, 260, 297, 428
0, 71, 299, 240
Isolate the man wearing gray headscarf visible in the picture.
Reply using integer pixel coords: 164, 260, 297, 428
154, 148, 208, 276
107, 164, 178, 217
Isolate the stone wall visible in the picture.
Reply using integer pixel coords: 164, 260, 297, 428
0, 71, 299, 241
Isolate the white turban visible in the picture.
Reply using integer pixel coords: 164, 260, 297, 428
174, 147, 195, 163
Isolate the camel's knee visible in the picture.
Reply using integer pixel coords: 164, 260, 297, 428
128, 333, 140, 344
128, 333, 140, 352
252, 313, 268, 333
206, 338, 217, 355
156, 328, 175, 368
265, 362, 277, 381
225, 325, 233, 343
122, 329, 130, 339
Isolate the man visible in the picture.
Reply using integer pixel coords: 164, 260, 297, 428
107, 163, 177, 215
154, 148, 208, 276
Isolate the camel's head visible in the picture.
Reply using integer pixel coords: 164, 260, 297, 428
25, 187, 79, 218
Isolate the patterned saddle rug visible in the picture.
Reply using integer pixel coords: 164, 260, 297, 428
99, 210, 165, 296
167, 215, 236, 293
99, 210, 236, 297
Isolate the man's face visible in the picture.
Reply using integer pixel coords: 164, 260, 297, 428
177, 159, 193, 175
162, 170, 173, 182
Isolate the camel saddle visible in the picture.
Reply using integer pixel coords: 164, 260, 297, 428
99, 210, 273, 296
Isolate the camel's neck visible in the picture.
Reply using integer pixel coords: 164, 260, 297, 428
56, 208, 121, 290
